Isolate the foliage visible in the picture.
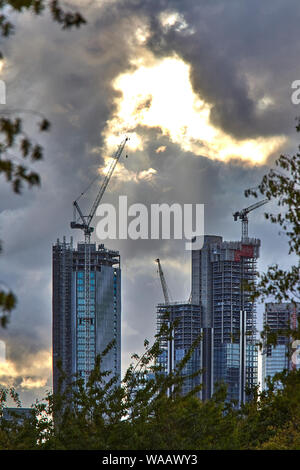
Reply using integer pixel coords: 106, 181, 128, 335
1, 302, 300, 450
0, 331, 240, 450
244, 121, 300, 372
0, 1, 86, 39
245, 120, 300, 303
2, 336, 300, 450
238, 370, 300, 450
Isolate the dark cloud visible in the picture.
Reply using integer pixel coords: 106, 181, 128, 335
96, 0, 300, 139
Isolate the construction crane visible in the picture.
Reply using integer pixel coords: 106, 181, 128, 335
71, 136, 129, 237
155, 258, 174, 384
233, 199, 269, 241
155, 258, 171, 305
70, 136, 128, 383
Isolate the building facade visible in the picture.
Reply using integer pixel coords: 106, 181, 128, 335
262, 302, 300, 390
192, 235, 259, 405
156, 302, 202, 396
52, 237, 121, 394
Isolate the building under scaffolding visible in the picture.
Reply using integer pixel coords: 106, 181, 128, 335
156, 302, 201, 396
52, 237, 121, 394
192, 235, 259, 405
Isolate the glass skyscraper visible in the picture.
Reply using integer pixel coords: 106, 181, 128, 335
52, 237, 121, 394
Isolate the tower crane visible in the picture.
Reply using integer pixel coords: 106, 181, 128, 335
155, 258, 171, 305
70, 136, 128, 383
71, 136, 128, 237
233, 199, 269, 241
155, 258, 174, 382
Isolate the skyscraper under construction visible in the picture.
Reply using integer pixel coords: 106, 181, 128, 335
155, 258, 202, 397
156, 302, 202, 396
192, 235, 259, 404
52, 139, 127, 395
52, 237, 121, 394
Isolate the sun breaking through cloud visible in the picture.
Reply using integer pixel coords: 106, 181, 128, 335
103, 54, 286, 164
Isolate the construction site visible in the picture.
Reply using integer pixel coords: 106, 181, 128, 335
156, 200, 267, 404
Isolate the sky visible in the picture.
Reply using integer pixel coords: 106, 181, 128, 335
0, 0, 299, 406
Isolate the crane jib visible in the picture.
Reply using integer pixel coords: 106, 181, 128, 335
71, 137, 128, 233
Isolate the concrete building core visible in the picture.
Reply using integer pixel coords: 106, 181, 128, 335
192, 235, 259, 405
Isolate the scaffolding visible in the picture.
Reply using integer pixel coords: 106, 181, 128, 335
52, 236, 74, 394
52, 239, 121, 394
156, 302, 201, 395
210, 238, 260, 403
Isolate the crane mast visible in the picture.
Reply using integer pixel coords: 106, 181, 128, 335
155, 258, 171, 305
70, 137, 128, 384
233, 198, 268, 241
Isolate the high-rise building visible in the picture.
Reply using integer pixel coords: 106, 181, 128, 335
192, 235, 259, 405
52, 237, 121, 394
191, 235, 221, 401
262, 302, 300, 390
156, 302, 201, 396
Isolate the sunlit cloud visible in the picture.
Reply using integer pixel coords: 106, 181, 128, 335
159, 10, 193, 34
257, 95, 275, 111
160, 10, 187, 30
137, 167, 157, 181
20, 377, 48, 390
99, 156, 157, 184
106, 132, 143, 152
156, 145, 167, 153
103, 54, 286, 164
134, 24, 151, 45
